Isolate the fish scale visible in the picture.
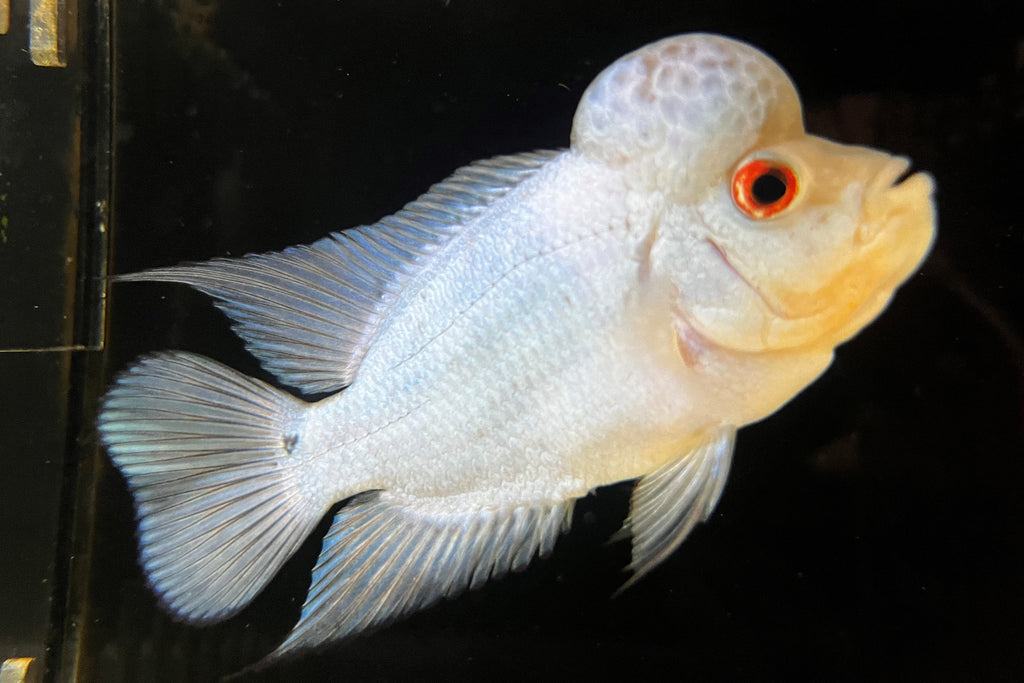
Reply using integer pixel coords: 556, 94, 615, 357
342, 231, 643, 500
98, 33, 935, 669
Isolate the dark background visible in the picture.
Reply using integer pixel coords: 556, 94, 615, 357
3, 1, 1022, 681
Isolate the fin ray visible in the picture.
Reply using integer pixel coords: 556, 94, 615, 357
261, 493, 573, 663
620, 427, 736, 591
98, 351, 325, 623
117, 151, 561, 394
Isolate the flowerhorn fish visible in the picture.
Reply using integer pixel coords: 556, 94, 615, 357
98, 34, 935, 664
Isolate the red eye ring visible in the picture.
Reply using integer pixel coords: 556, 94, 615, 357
731, 159, 799, 219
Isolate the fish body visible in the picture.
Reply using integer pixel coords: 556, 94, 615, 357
99, 34, 935, 663
306, 155, 711, 503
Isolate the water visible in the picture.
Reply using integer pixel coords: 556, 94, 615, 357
6, 1, 1021, 681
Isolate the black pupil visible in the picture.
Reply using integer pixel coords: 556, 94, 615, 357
751, 169, 788, 205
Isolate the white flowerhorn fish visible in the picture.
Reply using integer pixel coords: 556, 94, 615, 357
98, 33, 935, 664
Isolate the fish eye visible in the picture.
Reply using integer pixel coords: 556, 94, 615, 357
731, 158, 799, 220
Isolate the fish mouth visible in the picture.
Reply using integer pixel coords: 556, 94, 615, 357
869, 156, 934, 197
860, 157, 935, 244
868, 156, 913, 196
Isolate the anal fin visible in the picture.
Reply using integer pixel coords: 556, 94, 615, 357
620, 426, 736, 591
261, 493, 573, 663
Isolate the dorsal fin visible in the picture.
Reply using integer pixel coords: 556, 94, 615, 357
118, 150, 561, 394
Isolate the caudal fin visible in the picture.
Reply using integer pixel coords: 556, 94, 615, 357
98, 351, 324, 623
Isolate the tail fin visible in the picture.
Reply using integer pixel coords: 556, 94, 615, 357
98, 351, 324, 623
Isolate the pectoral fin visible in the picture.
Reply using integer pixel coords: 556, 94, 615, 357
620, 426, 736, 591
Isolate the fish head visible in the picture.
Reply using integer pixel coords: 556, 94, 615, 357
572, 33, 936, 354
685, 137, 936, 353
